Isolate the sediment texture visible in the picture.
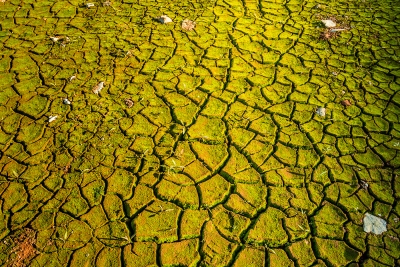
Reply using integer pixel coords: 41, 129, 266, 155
0, 0, 399, 266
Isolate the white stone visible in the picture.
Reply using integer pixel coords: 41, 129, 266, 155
63, 98, 71, 105
363, 213, 387, 235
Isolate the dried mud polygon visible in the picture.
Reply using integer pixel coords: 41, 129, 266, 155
0, 0, 399, 266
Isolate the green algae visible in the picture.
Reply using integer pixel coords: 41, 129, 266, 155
246, 207, 288, 246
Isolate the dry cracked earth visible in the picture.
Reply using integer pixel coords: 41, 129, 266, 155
0, 0, 400, 266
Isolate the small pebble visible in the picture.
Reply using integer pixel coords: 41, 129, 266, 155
63, 98, 71, 105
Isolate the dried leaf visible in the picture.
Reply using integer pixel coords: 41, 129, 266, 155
363, 213, 387, 235
321, 19, 336, 28
182, 19, 196, 31
49, 115, 58, 122
125, 98, 134, 108
93, 82, 104, 95
50, 36, 62, 42
316, 107, 326, 117
158, 15, 172, 24
341, 99, 351, 107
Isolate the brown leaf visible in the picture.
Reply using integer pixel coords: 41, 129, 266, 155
182, 19, 196, 31
341, 99, 351, 107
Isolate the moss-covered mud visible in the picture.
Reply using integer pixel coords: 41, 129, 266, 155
0, 0, 400, 266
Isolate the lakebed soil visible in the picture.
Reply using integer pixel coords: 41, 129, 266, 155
0, 0, 399, 266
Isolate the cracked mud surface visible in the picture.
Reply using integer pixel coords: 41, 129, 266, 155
0, 0, 400, 266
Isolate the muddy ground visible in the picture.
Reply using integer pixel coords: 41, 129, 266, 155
0, 0, 399, 266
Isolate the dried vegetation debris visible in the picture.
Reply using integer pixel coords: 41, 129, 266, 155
5, 229, 37, 267
318, 15, 351, 40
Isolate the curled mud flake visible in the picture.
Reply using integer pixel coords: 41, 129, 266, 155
182, 19, 196, 31
158, 15, 173, 24
69, 75, 76, 81
316, 107, 326, 117
341, 90, 346, 95
321, 19, 336, 28
63, 98, 71, 105
93, 82, 104, 95
341, 99, 352, 107
125, 98, 134, 108
363, 213, 387, 235
48, 115, 58, 123
103, 0, 111, 6
86, 3, 95, 7
359, 180, 368, 190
